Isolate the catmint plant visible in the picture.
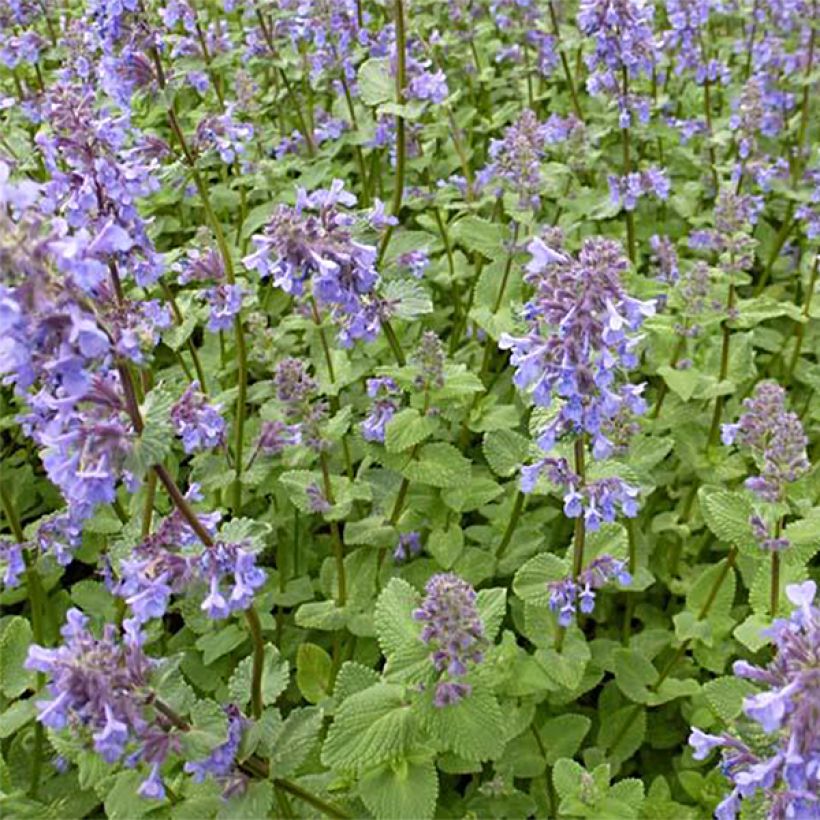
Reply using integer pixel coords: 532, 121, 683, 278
2, 1, 819, 818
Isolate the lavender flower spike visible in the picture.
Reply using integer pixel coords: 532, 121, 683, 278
688, 582, 820, 819
413, 573, 486, 707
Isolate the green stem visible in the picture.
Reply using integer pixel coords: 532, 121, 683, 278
272, 779, 351, 819
244, 605, 265, 719
548, 1, 584, 121
651, 336, 687, 420
381, 318, 407, 367
621, 69, 636, 264
147, 44, 248, 511
141, 471, 157, 538
771, 518, 784, 617
377, 0, 406, 262
320, 454, 347, 606
707, 279, 736, 449
496, 491, 525, 561
785, 254, 819, 383
0, 484, 44, 797
571, 437, 587, 579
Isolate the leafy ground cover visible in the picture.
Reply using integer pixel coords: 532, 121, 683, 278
0, 0, 819, 817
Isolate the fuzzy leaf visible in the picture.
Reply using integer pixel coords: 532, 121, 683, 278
321, 684, 418, 773
358, 755, 438, 820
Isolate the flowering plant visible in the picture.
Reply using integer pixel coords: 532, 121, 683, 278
0, 0, 819, 818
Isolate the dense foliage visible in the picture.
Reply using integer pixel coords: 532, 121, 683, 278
0, 0, 819, 817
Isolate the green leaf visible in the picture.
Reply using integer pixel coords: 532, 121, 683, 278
613, 649, 657, 704
357, 58, 394, 106
385, 408, 437, 453
296, 643, 333, 704
333, 661, 381, 703
103, 771, 154, 818
0, 700, 35, 739
267, 707, 324, 778
450, 216, 506, 258
476, 588, 507, 641
537, 714, 591, 765
552, 758, 587, 802
344, 516, 397, 548
228, 645, 289, 708
419, 687, 505, 761
402, 443, 471, 488
295, 600, 348, 631
359, 755, 438, 820
686, 558, 737, 636
702, 676, 757, 722
374, 579, 430, 683
124, 386, 173, 477
734, 613, 771, 652
597, 706, 646, 767
698, 487, 756, 550
483, 430, 531, 477
218, 782, 273, 820
0, 617, 34, 698
382, 279, 434, 320
321, 683, 418, 773
656, 366, 701, 402
427, 527, 464, 570
535, 629, 590, 691
182, 699, 228, 759
196, 624, 247, 665
513, 553, 569, 607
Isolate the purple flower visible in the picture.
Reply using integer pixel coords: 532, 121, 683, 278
690, 582, 820, 818
25, 609, 154, 763
361, 377, 400, 443
413, 331, 446, 391
243, 181, 384, 345
722, 381, 809, 503
170, 382, 226, 454
184, 705, 247, 790
257, 420, 302, 455
396, 249, 430, 279
478, 110, 553, 210
547, 554, 631, 625
204, 284, 244, 333
608, 168, 671, 211
504, 237, 652, 522
414, 573, 486, 707
393, 531, 422, 563
578, 0, 658, 118
197, 541, 267, 619
0, 540, 25, 588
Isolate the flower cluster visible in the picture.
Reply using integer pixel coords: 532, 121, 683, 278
243, 181, 385, 345
476, 109, 552, 210
662, 0, 728, 84
393, 531, 422, 563
272, 357, 328, 452
361, 376, 401, 443
0, 538, 25, 589
689, 582, 820, 820
414, 573, 486, 707
578, 0, 658, 121
502, 236, 652, 520
184, 704, 248, 797
113, 485, 263, 624
170, 382, 226, 454
25, 610, 164, 793
413, 331, 446, 391
607, 167, 670, 211
722, 381, 809, 504
548, 555, 632, 626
